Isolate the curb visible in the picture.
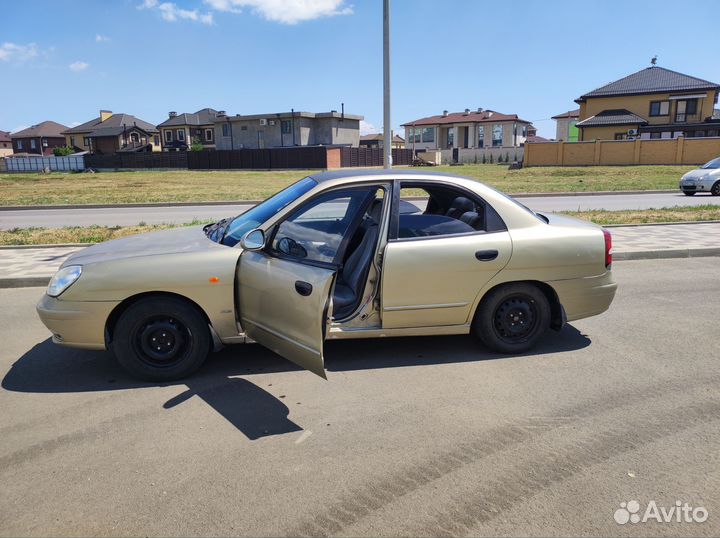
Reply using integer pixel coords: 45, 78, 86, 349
0, 190, 682, 211
2, 247, 719, 289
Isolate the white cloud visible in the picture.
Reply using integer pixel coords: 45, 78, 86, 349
204, 0, 353, 24
359, 120, 376, 136
69, 61, 89, 72
69, 121, 81, 127
95, 34, 110, 42
0, 42, 40, 63
139, 0, 214, 24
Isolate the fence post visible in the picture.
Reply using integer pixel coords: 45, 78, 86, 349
675, 136, 685, 164
633, 138, 642, 165
557, 141, 565, 166
593, 140, 602, 165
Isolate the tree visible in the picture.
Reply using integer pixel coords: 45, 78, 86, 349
489, 153, 494, 164
482, 153, 487, 164
505, 152, 510, 163
53, 146, 74, 156
190, 137, 204, 152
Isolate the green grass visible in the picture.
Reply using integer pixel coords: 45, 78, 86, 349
2, 206, 718, 246
0, 164, 693, 206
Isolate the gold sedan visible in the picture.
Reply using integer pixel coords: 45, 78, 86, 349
37, 170, 617, 380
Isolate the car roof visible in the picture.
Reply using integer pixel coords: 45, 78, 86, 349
309, 169, 467, 183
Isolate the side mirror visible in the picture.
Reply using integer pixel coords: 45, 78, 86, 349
240, 229, 265, 250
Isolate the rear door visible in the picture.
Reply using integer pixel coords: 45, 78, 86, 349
237, 186, 377, 378
381, 181, 513, 328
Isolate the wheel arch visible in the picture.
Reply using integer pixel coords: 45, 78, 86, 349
104, 291, 213, 346
472, 280, 565, 332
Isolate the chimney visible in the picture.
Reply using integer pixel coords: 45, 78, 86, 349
217, 110, 226, 117
100, 110, 112, 122
169, 111, 178, 118
463, 108, 470, 115
442, 110, 448, 117
477, 107, 483, 113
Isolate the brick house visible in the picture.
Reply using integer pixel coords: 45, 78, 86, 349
11, 121, 68, 155
63, 110, 161, 154
157, 108, 221, 151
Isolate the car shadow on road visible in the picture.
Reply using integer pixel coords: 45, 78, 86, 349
2, 326, 590, 439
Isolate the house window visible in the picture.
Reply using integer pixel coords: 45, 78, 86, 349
522, 125, 528, 137
675, 99, 698, 122
421, 127, 434, 143
165, 130, 173, 142
492, 124, 503, 147
83, 137, 91, 146
649, 132, 661, 139
477, 126, 484, 148
222, 123, 230, 136
177, 129, 185, 142
281, 120, 292, 134
205, 128, 213, 141
240, 125, 248, 131
154, 135, 160, 146
17, 140, 23, 150
649, 101, 670, 116
446, 127, 454, 148
70, 136, 75, 147
30, 139, 36, 149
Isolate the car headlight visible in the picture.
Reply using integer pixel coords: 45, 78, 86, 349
47, 265, 82, 297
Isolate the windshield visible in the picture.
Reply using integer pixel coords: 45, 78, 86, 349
220, 177, 317, 246
701, 157, 720, 169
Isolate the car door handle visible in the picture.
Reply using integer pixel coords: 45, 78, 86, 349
475, 249, 499, 261
295, 280, 313, 296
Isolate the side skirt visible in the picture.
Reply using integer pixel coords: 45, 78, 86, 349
326, 323, 471, 340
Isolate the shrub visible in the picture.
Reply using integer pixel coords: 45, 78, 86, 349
52, 146, 75, 156
190, 137, 204, 152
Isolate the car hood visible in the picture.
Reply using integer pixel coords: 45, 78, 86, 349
683, 168, 720, 180
62, 225, 232, 267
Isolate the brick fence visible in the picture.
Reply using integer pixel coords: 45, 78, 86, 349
525, 137, 720, 166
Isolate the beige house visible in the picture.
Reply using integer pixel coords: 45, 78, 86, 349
402, 109, 533, 151
575, 66, 720, 141
0, 131, 12, 157
551, 109, 580, 141
157, 108, 221, 151
63, 110, 161, 154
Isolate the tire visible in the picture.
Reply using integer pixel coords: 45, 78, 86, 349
473, 283, 550, 354
712, 182, 720, 196
683, 191, 696, 196
111, 296, 211, 381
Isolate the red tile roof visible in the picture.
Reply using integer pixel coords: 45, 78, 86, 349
402, 109, 530, 127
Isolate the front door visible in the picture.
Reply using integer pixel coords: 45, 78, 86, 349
237, 185, 381, 378
238, 251, 335, 378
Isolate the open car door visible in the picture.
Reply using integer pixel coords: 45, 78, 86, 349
236, 185, 382, 379
238, 250, 335, 379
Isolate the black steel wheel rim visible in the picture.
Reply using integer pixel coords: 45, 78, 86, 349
493, 294, 538, 343
132, 315, 192, 368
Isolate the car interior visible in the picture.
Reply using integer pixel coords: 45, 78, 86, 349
397, 184, 507, 238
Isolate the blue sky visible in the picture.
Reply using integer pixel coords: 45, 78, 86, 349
2, 0, 719, 139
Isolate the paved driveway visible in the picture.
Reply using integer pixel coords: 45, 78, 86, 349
1, 258, 719, 536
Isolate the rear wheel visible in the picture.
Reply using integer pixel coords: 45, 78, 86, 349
111, 296, 211, 381
711, 182, 720, 196
473, 283, 550, 354
683, 190, 696, 196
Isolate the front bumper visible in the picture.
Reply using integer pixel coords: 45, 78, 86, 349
680, 179, 714, 192
36, 294, 119, 350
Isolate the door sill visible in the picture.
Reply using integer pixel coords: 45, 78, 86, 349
327, 324, 470, 340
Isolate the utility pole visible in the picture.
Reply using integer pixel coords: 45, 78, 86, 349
383, 0, 392, 168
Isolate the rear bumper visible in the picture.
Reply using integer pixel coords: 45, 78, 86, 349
548, 271, 617, 322
36, 294, 119, 350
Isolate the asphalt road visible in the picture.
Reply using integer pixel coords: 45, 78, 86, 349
2, 191, 720, 229
1, 258, 719, 537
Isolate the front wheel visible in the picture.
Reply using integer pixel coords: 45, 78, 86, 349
473, 283, 550, 354
683, 190, 696, 196
111, 296, 211, 381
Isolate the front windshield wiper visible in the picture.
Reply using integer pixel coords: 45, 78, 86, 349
204, 217, 233, 242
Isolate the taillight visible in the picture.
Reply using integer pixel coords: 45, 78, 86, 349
603, 228, 612, 269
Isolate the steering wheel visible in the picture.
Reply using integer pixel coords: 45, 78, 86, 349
277, 237, 308, 258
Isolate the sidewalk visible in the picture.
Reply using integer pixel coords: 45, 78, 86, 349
1, 223, 719, 288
